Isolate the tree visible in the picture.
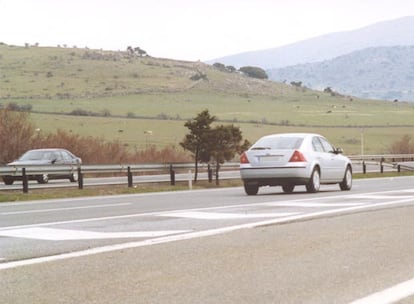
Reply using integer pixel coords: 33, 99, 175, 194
180, 109, 216, 182
207, 125, 250, 185
239, 66, 268, 79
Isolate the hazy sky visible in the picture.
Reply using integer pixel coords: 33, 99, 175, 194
1, 0, 414, 61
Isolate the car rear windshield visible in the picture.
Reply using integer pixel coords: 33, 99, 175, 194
251, 136, 304, 150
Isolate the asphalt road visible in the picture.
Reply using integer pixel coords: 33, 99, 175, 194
1, 176, 414, 303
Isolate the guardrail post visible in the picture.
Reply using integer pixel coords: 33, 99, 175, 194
127, 166, 133, 188
398, 164, 401, 172
77, 167, 83, 189
22, 167, 28, 193
170, 164, 175, 186
208, 164, 213, 183
380, 161, 384, 173
362, 161, 366, 174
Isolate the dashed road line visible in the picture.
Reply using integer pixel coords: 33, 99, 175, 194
0, 203, 131, 215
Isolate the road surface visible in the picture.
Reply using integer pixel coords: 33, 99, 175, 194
1, 176, 414, 303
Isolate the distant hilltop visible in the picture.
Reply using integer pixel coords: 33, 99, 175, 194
209, 16, 414, 70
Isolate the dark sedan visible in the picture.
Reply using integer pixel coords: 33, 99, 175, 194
2, 148, 82, 185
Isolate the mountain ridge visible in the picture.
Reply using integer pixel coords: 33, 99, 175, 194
209, 16, 414, 69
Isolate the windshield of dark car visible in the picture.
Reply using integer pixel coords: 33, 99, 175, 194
19, 151, 53, 161
251, 136, 304, 150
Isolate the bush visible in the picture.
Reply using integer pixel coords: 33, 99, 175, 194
239, 66, 268, 79
0, 109, 191, 165
389, 135, 414, 154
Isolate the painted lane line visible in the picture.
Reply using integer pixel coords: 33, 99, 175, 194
349, 277, 414, 304
1, 196, 414, 270
0, 228, 190, 241
0, 203, 131, 215
160, 211, 299, 220
263, 202, 365, 207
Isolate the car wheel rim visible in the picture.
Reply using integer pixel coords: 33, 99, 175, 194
313, 171, 320, 190
346, 170, 352, 187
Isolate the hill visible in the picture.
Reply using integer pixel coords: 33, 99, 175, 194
209, 16, 414, 69
1, 44, 414, 155
268, 46, 414, 102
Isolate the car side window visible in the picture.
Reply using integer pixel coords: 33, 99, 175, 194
318, 137, 334, 153
53, 152, 63, 161
62, 151, 71, 161
312, 137, 324, 152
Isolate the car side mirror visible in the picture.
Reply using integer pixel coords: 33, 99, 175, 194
334, 147, 343, 154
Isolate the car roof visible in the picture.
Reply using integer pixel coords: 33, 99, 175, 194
26, 148, 67, 152
260, 133, 323, 138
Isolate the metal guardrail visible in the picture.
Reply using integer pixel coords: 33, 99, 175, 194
1, 154, 414, 193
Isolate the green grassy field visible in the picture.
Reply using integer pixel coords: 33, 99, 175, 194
2, 44, 414, 156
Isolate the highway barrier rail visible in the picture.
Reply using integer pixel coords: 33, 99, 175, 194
1, 154, 414, 193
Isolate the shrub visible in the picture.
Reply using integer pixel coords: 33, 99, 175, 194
389, 135, 414, 154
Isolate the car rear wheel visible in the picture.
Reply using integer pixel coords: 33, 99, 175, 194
339, 166, 352, 191
282, 184, 295, 193
244, 183, 259, 195
37, 174, 49, 184
306, 168, 320, 193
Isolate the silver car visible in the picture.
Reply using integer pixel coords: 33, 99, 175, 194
2, 148, 82, 185
240, 133, 352, 195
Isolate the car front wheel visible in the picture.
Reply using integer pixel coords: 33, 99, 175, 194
37, 174, 49, 184
339, 166, 352, 191
69, 172, 78, 182
3, 176, 14, 185
306, 168, 320, 193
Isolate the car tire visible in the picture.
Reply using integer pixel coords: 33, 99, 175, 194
244, 183, 259, 195
3, 176, 14, 185
37, 174, 49, 184
69, 172, 78, 182
339, 166, 352, 191
282, 184, 295, 193
306, 168, 320, 193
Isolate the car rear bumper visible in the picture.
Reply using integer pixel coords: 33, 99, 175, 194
240, 166, 310, 186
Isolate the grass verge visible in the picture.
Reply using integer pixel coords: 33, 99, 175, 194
0, 179, 244, 203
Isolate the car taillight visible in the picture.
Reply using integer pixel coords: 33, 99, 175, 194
240, 152, 249, 164
289, 150, 307, 162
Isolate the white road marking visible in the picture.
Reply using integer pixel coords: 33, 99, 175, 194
0, 203, 131, 215
1, 195, 414, 270
263, 202, 364, 207
2, 189, 414, 233
160, 211, 299, 220
0, 228, 190, 241
349, 277, 414, 304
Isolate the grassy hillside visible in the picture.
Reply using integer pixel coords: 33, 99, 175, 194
1, 44, 414, 155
